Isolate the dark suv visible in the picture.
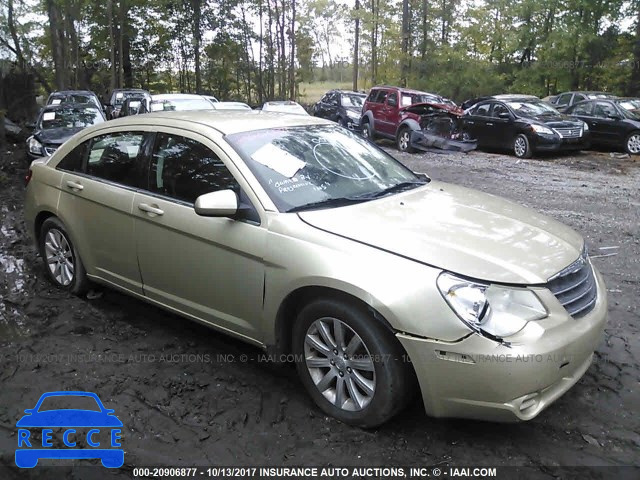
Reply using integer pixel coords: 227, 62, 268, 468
105, 88, 151, 119
360, 86, 455, 151
312, 90, 367, 129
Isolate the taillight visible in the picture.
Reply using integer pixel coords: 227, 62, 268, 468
25, 169, 32, 187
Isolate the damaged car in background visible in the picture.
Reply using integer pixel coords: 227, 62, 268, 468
399, 102, 478, 153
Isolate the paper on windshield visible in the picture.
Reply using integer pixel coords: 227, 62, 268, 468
51, 99, 62, 105
129, 101, 140, 108
43, 112, 56, 121
251, 143, 305, 178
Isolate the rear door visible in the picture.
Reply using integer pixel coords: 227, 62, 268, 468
133, 129, 266, 341
56, 130, 150, 294
591, 101, 623, 145
488, 102, 516, 148
462, 102, 492, 146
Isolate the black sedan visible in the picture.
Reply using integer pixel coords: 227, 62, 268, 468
462, 96, 590, 158
313, 90, 367, 129
566, 99, 640, 154
46, 90, 103, 110
26, 103, 105, 159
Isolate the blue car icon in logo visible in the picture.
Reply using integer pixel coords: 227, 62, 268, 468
15, 391, 124, 468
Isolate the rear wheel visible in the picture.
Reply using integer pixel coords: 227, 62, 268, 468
625, 131, 640, 154
514, 133, 532, 158
293, 297, 413, 428
361, 119, 373, 140
39, 217, 89, 295
396, 127, 416, 153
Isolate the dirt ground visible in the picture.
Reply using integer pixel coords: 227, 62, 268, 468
0, 143, 638, 479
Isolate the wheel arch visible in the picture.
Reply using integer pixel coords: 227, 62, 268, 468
396, 119, 421, 138
33, 210, 57, 246
270, 285, 396, 357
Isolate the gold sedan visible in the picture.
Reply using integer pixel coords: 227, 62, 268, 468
24, 111, 607, 426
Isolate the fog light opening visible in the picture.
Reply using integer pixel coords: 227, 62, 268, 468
519, 393, 540, 413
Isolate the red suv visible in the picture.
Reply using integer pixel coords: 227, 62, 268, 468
360, 86, 460, 152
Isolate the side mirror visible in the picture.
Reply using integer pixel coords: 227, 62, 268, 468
498, 112, 511, 120
607, 113, 621, 120
24, 408, 34, 414
25, 121, 36, 130
387, 98, 397, 107
194, 189, 238, 217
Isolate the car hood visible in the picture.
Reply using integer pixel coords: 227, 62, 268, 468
522, 114, 582, 127
403, 102, 463, 116
16, 410, 123, 427
35, 127, 84, 145
345, 106, 363, 114
297, 181, 583, 284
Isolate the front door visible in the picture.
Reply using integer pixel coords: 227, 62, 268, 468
133, 130, 266, 341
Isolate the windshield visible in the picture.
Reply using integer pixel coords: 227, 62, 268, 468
39, 108, 104, 130
341, 95, 365, 108
114, 91, 147, 105
38, 395, 101, 412
617, 99, 640, 111
226, 126, 423, 212
507, 101, 560, 116
401, 93, 441, 107
150, 98, 214, 111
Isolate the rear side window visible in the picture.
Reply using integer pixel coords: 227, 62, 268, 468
556, 93, 572, 106
473, 103, 491, 116
571, 102, 593, 115
56, 142, 88, 172
148, 133, 239, 204
86, 132, 146, 187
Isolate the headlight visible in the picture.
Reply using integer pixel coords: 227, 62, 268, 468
28, 137, 43, 155
531, 124, 555, 135
437, 272, 548, 338
346, 110, 360, 119
582, 121, 589, 131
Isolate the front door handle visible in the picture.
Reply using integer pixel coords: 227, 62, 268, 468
486, 122, 494, 126
138, 203, 164, 216
65, 180, 84, 191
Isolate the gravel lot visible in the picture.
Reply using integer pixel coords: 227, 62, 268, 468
0, 144, 638, 478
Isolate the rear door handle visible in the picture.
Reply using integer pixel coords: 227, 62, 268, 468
138, 203, 164, 216
65, 180, 84, 191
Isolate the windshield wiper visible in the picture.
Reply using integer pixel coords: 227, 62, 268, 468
352, 180, 429, 200
286, 197, 370, 213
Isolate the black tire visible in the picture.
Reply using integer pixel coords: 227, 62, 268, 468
339, 116, 349, 128
514, 133, 532, 158
292, 297, 414, 428
361, 119, 374, 140
39, 217, 89, 295
624, 131, 640, 155
396, 127, 416, 153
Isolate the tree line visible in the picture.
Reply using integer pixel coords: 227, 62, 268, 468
1, 0, 640, 111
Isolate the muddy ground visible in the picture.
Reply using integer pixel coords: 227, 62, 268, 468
0, 144, 638, 479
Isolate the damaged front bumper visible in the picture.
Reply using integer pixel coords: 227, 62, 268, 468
410, 130, 478, 153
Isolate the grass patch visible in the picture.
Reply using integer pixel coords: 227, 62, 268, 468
298, 81, 353, 104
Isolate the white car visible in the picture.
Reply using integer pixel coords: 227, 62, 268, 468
262, 101, 309, 115
150, 94, 216, 112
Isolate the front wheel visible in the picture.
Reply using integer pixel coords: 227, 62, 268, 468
361, 120, 373, 140
396, 127, 416, 153
514, 133, 532, 158
39, 217, 89, 295
292, 298, 413, 428
625, 131, 640, 154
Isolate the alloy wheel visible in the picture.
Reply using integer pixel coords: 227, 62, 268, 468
44, 228, 74, 286
304, 317, 376, 411
514, 136, 527, 157
627, 134, 640, 154
398, 131, 410, 151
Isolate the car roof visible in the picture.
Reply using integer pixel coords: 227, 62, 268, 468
492, 94, 540, 101
103, 110, 331, 135
330, 90, 366, 96
152, 93, 208, 100
371, 85, 439, 96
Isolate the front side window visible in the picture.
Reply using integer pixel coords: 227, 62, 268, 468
491, 103, 510, 118
86, 132, 146, 187
387, 92, 398, 107
226, 125, 424, 212
593, 101, 617, 118
371, 90, 388, 104
556, 93, 573, 106
149, 133, 239, 204
341, 94, 365, 108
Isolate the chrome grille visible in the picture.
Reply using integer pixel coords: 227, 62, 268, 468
553, 127, 582, 138
44, 146, 58, 156
547, 255, 597, 318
